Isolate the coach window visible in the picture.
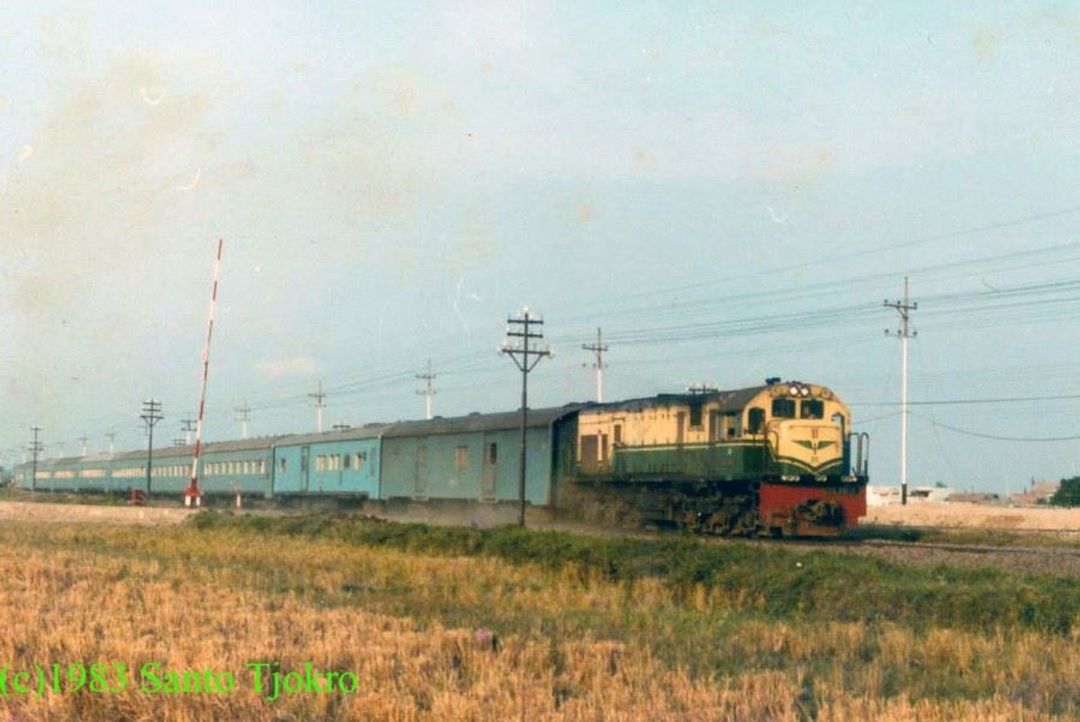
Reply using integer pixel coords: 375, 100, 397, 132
747, 408, 765, 434
771, 398, 796, 419
613, 424, 623, 446
800, 400, 824, 419
344, 453, 351, 469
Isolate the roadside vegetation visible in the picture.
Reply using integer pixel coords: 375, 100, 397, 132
1, 513, 1078, 720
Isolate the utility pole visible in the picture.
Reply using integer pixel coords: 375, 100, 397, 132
885, 276, 918, 506
29, 427, 42, 492
309, 382, 326, 432
172, 437, 186, 448
105, 432, 116, 456
234, 401, 251, 439
415, 359, 436, 420
500, 307, 552, 528
78, 434, 88, 457
581, 327, 608, 402
181, 415, 196, 445
140, 399, 164, 496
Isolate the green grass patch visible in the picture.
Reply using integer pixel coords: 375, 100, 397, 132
190, 511, 1080, 636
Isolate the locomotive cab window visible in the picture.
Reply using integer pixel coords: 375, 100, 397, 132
747, 408, 765, 434
800, 400, 824, 419
771, 398, 796, 418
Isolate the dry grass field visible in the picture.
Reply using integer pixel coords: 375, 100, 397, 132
0, 499, 191, 526
864, 501, 1080, 530
0, 510, 1078, 721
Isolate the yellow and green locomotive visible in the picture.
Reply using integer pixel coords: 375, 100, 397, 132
561, 379, 868, 535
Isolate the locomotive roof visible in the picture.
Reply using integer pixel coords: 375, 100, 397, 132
592, 385, 770, 412
381, 404, 586, 438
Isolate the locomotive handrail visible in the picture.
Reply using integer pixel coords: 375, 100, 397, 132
855, 432, 869, 477
765, 422, 782, 475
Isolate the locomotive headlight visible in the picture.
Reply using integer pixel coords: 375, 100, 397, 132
789, 385, 799, 396
800, 386, 810, 397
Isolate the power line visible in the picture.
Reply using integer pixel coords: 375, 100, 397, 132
852, 392, 1080, 407
917, 415, 1080, 443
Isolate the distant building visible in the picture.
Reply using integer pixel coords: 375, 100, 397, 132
867, 485, 955, 506
1009, 479, 1060, 506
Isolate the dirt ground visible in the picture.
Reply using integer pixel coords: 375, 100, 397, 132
0, 500, 193, 526
864, 501, 1080, 530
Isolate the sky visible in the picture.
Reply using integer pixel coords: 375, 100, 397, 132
2, 2, 1079, 493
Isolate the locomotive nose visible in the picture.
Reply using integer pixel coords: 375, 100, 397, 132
778, 420, 843, 476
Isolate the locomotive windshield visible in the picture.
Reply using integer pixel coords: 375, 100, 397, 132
771, 398, 796, 418
800, 400, 824, 419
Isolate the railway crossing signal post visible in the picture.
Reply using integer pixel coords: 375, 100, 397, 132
885, 277, 918, 506
186, 239, 224, 509
140, 399, 164, 496
500, 308, 552, 528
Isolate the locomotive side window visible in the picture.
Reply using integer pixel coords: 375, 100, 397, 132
800, 400, 824, 419
723, 412, 740, 438
747, 408, 765, 434
771, 398, 796, 418
688, 400, 703, 428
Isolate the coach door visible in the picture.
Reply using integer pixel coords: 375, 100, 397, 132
481, 433, 497, 502
300, 446, 311, 492
414, 440, 428, 500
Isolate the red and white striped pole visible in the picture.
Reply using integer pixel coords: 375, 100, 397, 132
185, 238, 223, 508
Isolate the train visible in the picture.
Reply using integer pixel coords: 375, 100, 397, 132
11, 378, 869, 536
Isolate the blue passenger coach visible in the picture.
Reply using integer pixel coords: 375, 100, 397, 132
272, 426, 384, 497
12, 405, 583, 506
